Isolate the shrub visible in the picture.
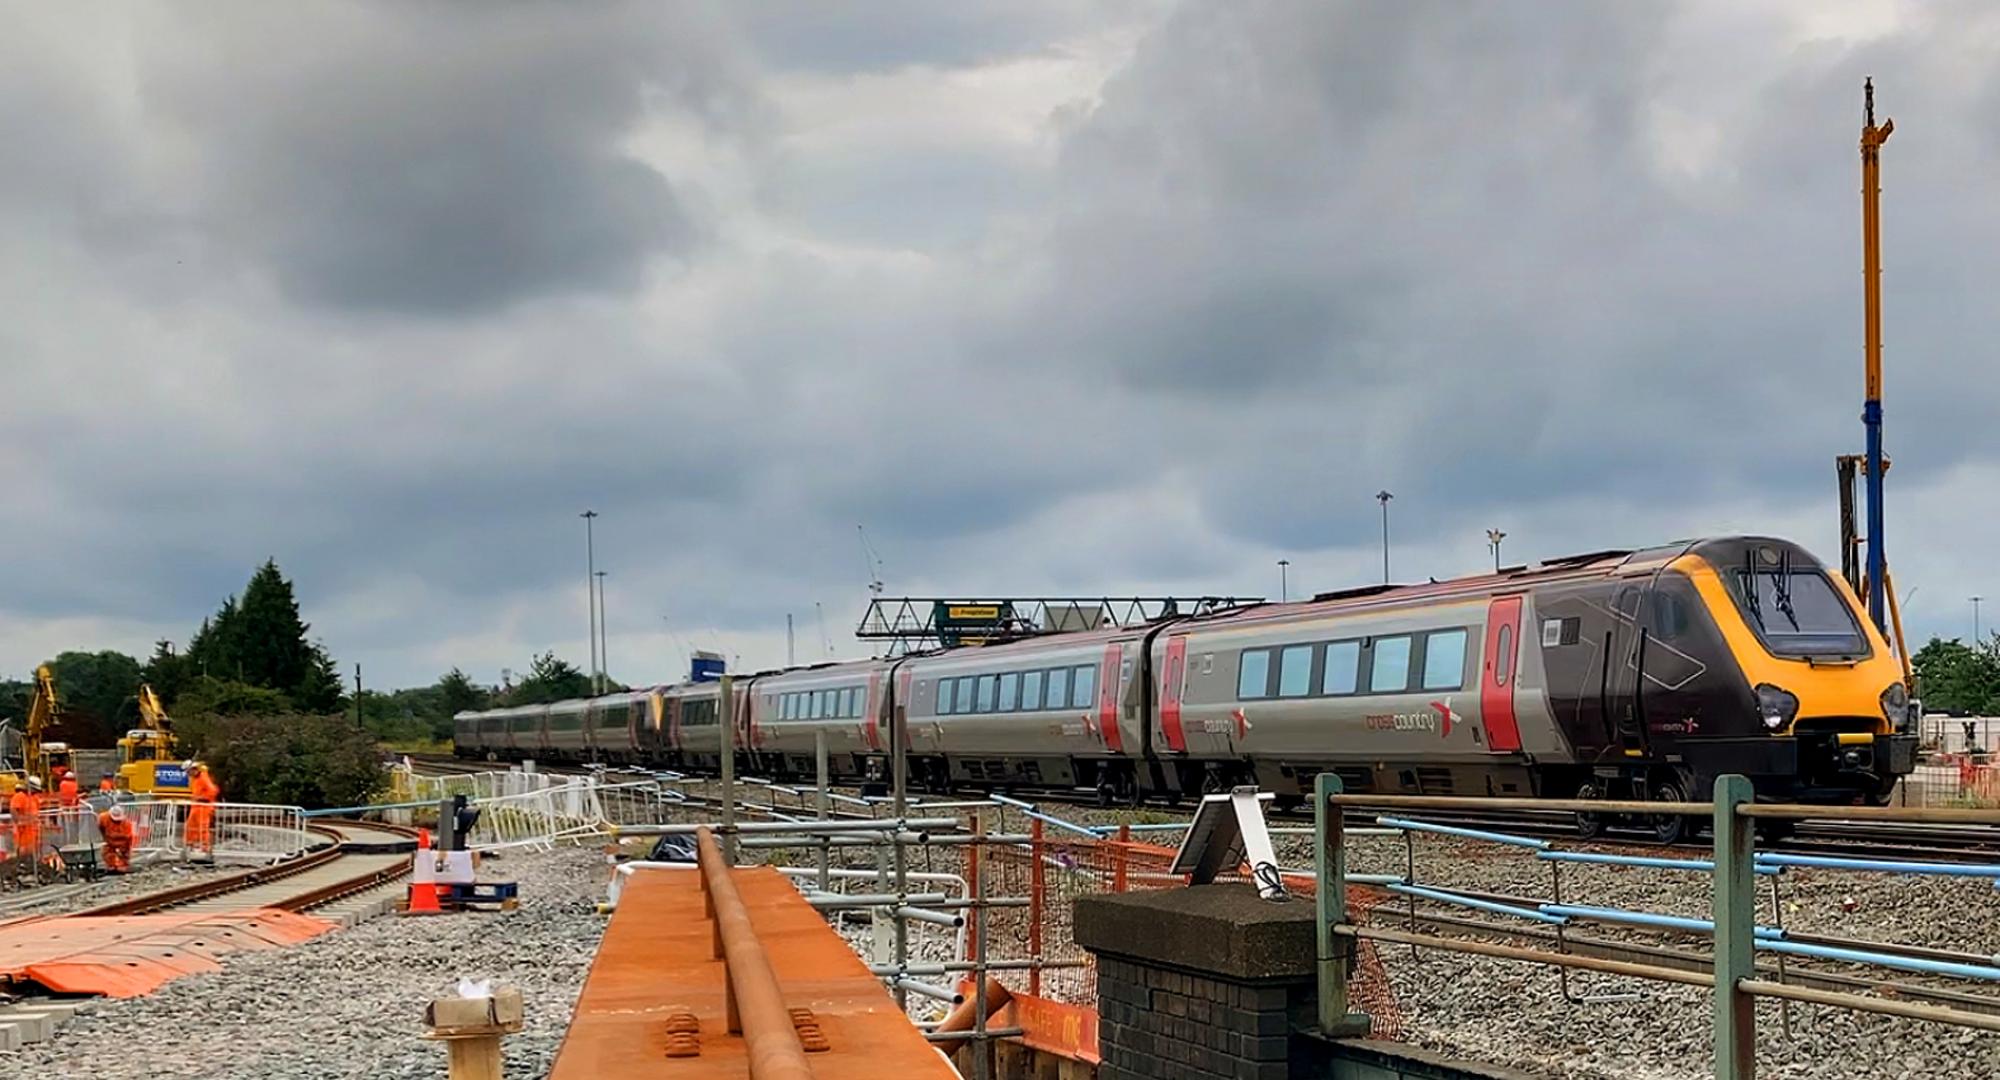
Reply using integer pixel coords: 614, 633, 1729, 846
184, 712, 385, 810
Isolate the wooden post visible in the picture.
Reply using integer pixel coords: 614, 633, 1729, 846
1712, 774, 1757, 1080
424, 986, 523, 1080
1112, 823, 1130, 893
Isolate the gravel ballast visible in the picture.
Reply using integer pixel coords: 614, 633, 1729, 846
1, 845, 609, 1079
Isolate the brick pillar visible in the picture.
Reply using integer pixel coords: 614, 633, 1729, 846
1076, 884, 1320, 1080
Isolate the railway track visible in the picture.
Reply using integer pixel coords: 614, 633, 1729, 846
411, 752, 2000, 864
72, 819, 417, 919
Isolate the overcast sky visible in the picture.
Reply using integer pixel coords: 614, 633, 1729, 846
5, 1, 1999, 690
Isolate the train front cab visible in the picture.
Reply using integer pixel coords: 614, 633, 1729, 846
1668, 538, 1916, 805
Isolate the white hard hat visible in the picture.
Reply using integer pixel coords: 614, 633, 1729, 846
27, 777, 41, 790
108, 805, 127, 822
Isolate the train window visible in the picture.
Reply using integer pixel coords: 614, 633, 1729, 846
1370, 636, 1412, 693
1495, 625, 1514, 686
1237, 649, 1272, 700
1071, 665, 1097, 709
998, 672, 1020, 711
1278, 645, 1313, 697
1022, 670, 1043, 711
936, 679, 955, 716
955, 677, 976, 714
977, 675, 998, 712
1045, 668, 1069, 710
1322, 641, 1360, 695
848, 687, 862, 717
1421, 629, 1468, 691
1652, 593, 1690, 641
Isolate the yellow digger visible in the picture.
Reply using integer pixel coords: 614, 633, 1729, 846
118, 684, 195, 797
0, 665, 74, 796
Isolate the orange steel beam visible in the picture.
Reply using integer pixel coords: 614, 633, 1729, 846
694, 827, 815, 1080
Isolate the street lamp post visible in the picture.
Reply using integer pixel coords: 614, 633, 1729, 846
1974, 596, 1985, 644
1375, 491, 1394, 584
1278, 559, 1291, 603
581, 510, 599, 695
1487, 529, 1507, 573
596, 570, 609, 694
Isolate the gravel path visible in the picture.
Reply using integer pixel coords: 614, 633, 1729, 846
1, 845, 609, 1080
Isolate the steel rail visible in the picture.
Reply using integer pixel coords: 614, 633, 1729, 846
70, 821, 415, 918
694, 827, 814, 1080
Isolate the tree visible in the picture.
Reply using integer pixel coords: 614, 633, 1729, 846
182, 560, 341, 710
44, 650, 143, 748
294, 644, 346, 714
437, 668, 490, 718
141, 640, 190, 706
1913, 636, 2000, 715
513, 652, 591, 705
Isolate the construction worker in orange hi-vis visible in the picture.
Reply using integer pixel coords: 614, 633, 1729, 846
9, 778, 43, 861
57, 771, 80, 809
97, 804, 134, 873
98, 775, 115, 795
185, 763, 220, 856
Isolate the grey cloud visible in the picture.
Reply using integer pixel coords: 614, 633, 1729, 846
129, 3, 762, 315
8, 3, 2000, 687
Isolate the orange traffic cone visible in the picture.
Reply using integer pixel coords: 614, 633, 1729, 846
407, 880, 443, 913
406, 828, 443, 913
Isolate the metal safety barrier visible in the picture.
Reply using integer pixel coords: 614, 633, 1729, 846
1313, 774, 2000, 1079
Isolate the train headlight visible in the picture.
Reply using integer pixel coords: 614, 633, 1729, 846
1756, 684, 1799, 731
1880, 682, 1912, 730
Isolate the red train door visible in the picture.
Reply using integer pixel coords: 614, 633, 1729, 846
1481, 596, 1524, 752
862, 671, 883, 750
1159, 635, 1189, 753
1097, 644, 1125, 753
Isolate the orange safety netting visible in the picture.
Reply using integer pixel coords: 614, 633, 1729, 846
964, 822, 1403, 1040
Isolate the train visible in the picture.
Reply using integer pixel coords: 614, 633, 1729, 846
455, 536, 1919, 841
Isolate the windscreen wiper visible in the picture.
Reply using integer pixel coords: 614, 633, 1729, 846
1771, 551, 1800, 631
1741, 552, 1761, 624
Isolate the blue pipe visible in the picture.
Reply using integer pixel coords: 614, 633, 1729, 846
1759, 937, 2000, 983
1540, 903, 1784, 940
1541, 850, 1780, 876
1376, 816, 1551, 850
989, 794, 1101, 840
1755, 852, 2000, 879
1388, 883, 1569, 925
1865, 398, 1888, 632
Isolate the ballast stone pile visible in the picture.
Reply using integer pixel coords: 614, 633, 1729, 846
0, 845, 608, 1079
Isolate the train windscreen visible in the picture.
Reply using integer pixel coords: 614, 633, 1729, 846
1729, 569, 1869, 658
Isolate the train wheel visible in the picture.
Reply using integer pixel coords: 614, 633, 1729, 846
1201, 768, 1230, 795
1096, 783, 1115, 808
1573, 782, 1605, 840
1649, 777, 1691, 845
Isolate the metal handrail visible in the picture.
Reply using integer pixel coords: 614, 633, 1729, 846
693, 827, 814, 1080
1313, 774, 2000, 1079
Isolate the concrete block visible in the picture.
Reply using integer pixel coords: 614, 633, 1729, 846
0, 1011, 55, 1043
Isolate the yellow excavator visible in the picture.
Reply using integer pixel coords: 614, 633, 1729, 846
118, 684, 195, 797
0, 665, 75, 796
